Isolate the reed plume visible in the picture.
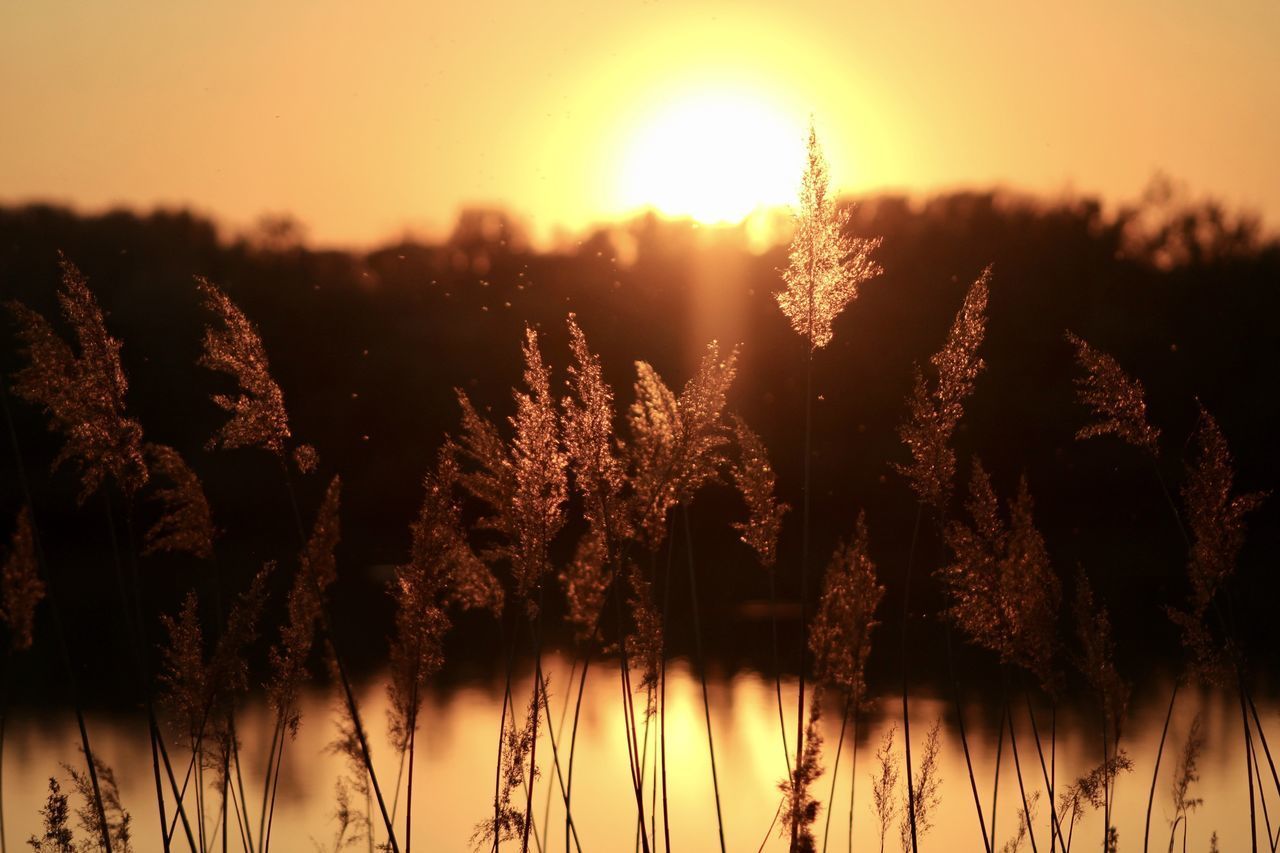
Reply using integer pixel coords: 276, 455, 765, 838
776, 123, 883, 351
29, 777, 74, 853
389, 448, 500, 751
1169, 713, 1204, 842
998, 792, 1037, 853
268, 475, 342, 735
7, 257, 147, 503
562, 314, 630, 547
140, 444, 214, 560
560, 315, 626, 646
325, 779, 369, 853
1057, 752, 1133, 847
626, 341, 738, 549
67, 757, 133, 853
325, 659, 375, 852
1065, 332, 1161, 455
1167, 405, 1264, 681
2, 508, 44, 652
942, 461, 1060, 692
899, 720, 942, 853
560, 527, 608, 648
1072, 569, 1129, 742
471, 689, 542, 850
871, 726, 901, 853
157, 592, 207, 748
896, 267, 990, 515
728, 414, 787, 569
158, 566, 270, 754
620, 343, 737, 709
810, 512, 883, 704
623, 557, 664, 700
779, 687, 826, 853
455, 327, 567, 614
196, 277, 316, 468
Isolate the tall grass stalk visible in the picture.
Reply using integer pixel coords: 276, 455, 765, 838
990, 698, 1006, 847
682, 506, 726, 852
99, 491, 182, 853
944, 629, 991, 853
820, 696, 851, 853
1241, 680, 1259, 853
847, 727, 859, 853
899, 503, 924, 853
1, 381, 112, 852
768, 568, 793, 775
659, 529, 674, 853
791, 347, 814, 853
1021, 692, 1067, 853
1143, 683, 1180, 853
1005, 700, 1040, 853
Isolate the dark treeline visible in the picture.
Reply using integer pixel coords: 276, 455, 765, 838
1, 186, 1277, 701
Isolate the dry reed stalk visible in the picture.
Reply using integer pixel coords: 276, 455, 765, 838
776, 122, 883, 853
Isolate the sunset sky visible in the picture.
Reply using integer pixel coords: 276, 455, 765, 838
3, 0, 1277, 246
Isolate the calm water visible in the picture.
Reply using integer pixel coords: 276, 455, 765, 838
1, 654, 1267, 852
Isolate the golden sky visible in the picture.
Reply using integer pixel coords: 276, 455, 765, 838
2, 1, 1277, 246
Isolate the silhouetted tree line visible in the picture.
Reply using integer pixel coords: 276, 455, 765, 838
1, 187, 1276, 700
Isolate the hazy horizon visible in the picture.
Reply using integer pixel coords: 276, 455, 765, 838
4, 1, 1278, 246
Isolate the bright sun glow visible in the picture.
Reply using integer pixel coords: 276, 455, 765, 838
616, 90, 807, 224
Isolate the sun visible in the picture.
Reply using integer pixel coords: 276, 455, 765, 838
615, 89, 807, 224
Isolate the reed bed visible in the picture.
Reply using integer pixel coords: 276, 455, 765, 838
0, 129, 1275, 853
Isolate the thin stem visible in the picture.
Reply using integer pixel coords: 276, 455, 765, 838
0, 680, 7, 853
566, 651, 590, 853
1247, 690, 1280, 801
405, 698, 417, 853
821, 696, 850, 853
900, 503, 924, 853
493, 619, 519, 853
1006, 699, 1040, 853
767, 568, 793, 776
100, 493, 174, 853
0, 379, 112, 853
847, 714, 859, 853
793, 341, 815, 853
257, 713, 283, 851
991, 697, 1006, 846
682, 506, 726, 853
522, 645, 542, 853
1021, 691, 1068, 853
659, 528, 675, 853
1242, 680, 1259, 853
1143, 682, 1180, 853
541, 658, 576, 846
945, 629, 990, 853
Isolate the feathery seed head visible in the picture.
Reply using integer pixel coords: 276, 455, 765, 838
559, 526, 609, 648
627, 341, 738, 548
895, 268, 990, 514
1168, 405, 1264, 681
1066, 332, 1161, 454
776, 124, 883, 350
778, 687, 825, 852
729, 414, 788, 568
562, 314, 630, 543
942, 462, 1060, 692
2, 508, 45, 652
268, 475, 341, 734
1072, 568, 1130, 740
293, 443, 319, 474
8, 258, 147, 503
141, 444, 215, 560
196, 277, 293, 455
810, 512, 883, 705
